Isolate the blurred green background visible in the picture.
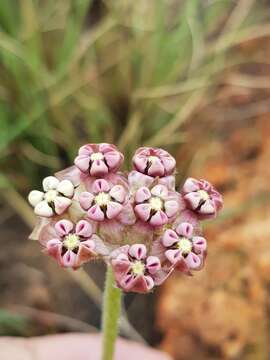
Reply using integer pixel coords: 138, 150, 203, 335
1, 1, 270, 359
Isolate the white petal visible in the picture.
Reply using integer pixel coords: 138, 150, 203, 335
42, 176, 60, 191
28, 190, 44, 207
57, 179, 74, 197
34, 200, 54, 217
54, 196, 72, 215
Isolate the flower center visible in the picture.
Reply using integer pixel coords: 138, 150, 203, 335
63, 234, 80, 250
131, 261, 145, 275
197, 190, 209, 201
91, 152, 104, 161
178, 237, 192, 254
45, 189, 58, 203
148, 155, 159, 163
95, 192, 111, 206
149, 197, 163, 211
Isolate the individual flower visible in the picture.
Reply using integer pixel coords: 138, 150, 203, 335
79, 179, 127, 222
28, 176, 74, 217
181, 178, 223, 219
134, 184, 179, 227
132, 147, 176, 177
161, 222, 207, 272
111, 244, 161, 293
74, 143, 123, 177
46, 219, 99, 268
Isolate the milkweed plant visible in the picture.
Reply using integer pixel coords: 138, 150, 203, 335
28, 143, 223, 360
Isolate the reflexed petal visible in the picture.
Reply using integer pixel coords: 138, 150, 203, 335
133, 156, 148, 172
104, 151, 122, 169
185, 252, 201, 269
193, 236, 207, 253
199, 199, 215, 215
87, 204, 105, 221
106, 201, 123, 219
182, 177, 200, 193
46, 239, 62, 260
183, 192, 201, 210
77, 240, 96, 264
164, 200, 178, 217
34, 201, 54, 217
55, 219, 73, 236
43, 176, 60, 191
134, 203, 151, 222
78, 144, 94, 156
162, 229, 179, 247
79, 191, 94, 210
176, 222, 194, 238
90, 160, 108, 176
149, 210, 168, 227
112, 253, 130, 273
93, 179, 110, 193
165, 249, 182, 264
62, 250, 77, 267
148, 158, 164, 177
129, 244, 147, 260
57, 179, 74, 197
109, 185, 126, 203
28, 190, 44, 207
75, 220, 93, 238
99, 143, 116, 153
74, 154, 90, 173
161, 156, 176, 175
144, 275, 155, 291
54, 196, 72, 215
146, 256, 161, 274
135, 187, 151, 203
151, 184, 168, 198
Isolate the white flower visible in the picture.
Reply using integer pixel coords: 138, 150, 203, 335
28, 176, 74, 217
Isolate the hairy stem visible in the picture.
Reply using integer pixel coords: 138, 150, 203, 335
102, 266, 122, 360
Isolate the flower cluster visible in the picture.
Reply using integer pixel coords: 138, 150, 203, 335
28, 144, 223, 293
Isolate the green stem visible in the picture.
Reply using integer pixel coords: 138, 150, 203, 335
102, 266, 122, 360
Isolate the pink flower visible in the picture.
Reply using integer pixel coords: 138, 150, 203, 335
182, 178, 223, 219
46, 219, 100, 269
132, 147, 176, 177
74, 143, 123, 177
79, 179, 127, 222
161, 222, 207, 272
111, 244, 161, 293
134, 184, 179, 227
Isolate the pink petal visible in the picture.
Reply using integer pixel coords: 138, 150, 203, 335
129, 244, 147, 260
54, 196, 72, 215
135, 187, 151, 203
164, 200, 178, 217
62, 250, 77, 268
99, 143, 116, 153
165, 249, 182, 264
162, 229, 179, 247
148, 158, 164, 177
90, 160, 108, 177
112, 254, 130, 274
182, 178, 200, 193
93, 179, 110, 193
46, 239, 62, 260
109, 185, 126, 203
149, 210, 168, 227
193, 236, 207, 253
185, 252, 201, 269
151, 185, 168, 199
106, 201, 123, 219
104, 151, 122, 169
55, 220, 74, 237
78, 144, 94, 156
183, 192, 201, 210
76, 240, 96, 265
176, 222, 194, 238
199, 199, 215, 216
144, 275, 155, 291
146, 256, 161, 274
79, 192, 94, 210
133, 156, 148, 173
134, 203, 151, 222
75, 220, 93, 238
161, 156, 176, 175
87, 204, 105, 221
74, 154, 90, 173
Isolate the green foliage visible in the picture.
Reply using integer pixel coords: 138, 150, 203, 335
0, 0, 267, 192
0, 310, 28, 336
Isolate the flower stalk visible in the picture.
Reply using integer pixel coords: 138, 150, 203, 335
102, 266, 122, 360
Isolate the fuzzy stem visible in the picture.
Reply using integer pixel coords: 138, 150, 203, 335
102, 265, 122, 360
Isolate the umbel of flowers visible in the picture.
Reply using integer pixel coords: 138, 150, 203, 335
28, 144, 223, 294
